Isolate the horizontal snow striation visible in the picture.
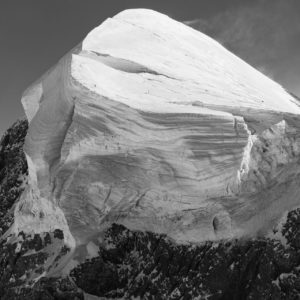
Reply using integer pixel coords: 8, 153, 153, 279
80, 50, 174, 78
51, 75, 249, 244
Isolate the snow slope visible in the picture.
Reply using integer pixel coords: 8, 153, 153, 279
14, 8, 300, 263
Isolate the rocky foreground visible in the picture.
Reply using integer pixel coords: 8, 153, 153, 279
1, 121, 300, 299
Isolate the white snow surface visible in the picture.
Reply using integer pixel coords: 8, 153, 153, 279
14, 9, 300, 268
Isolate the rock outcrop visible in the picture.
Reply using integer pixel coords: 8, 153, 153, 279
1, 8, 300, 299
0, 120, 28, 235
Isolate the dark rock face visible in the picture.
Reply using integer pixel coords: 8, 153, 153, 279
2, 276, 83, 300
0, 120, 28, 234
69, 222, 300, 300
2, 120, 300, 299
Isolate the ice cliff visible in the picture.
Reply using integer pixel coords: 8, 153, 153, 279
13, 8, 300, 260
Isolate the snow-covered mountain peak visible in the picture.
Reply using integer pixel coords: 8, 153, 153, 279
15, 9, 300, 272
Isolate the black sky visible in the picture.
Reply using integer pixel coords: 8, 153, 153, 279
0, 0, 299, 135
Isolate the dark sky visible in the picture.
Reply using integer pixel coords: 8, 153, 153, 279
0, 0, 299, 135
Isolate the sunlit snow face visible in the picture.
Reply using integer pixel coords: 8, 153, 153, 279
16, 9, 300, 250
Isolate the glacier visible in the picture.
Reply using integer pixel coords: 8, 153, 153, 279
10, 8, 300, 271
